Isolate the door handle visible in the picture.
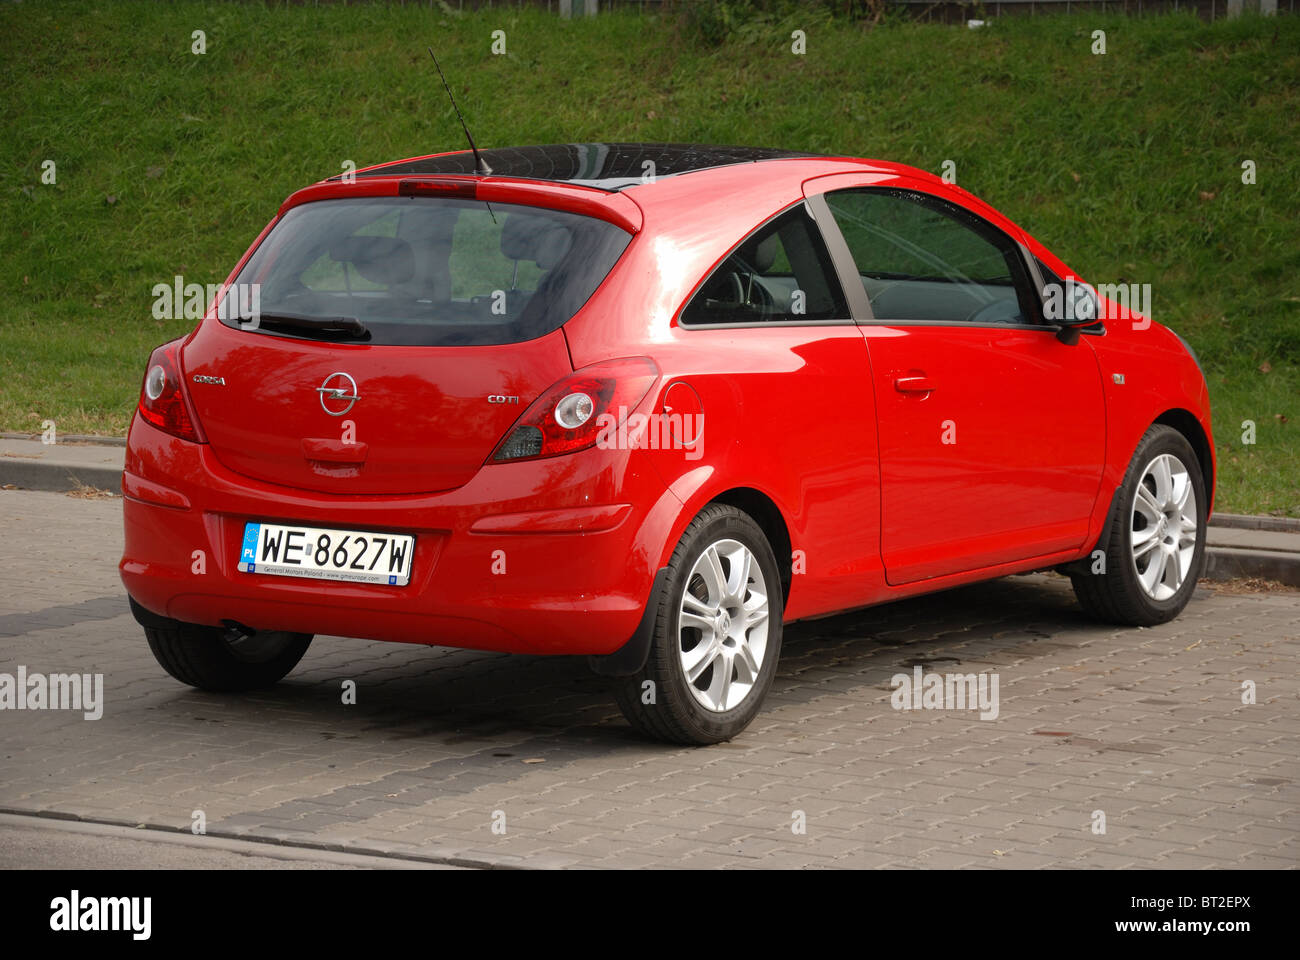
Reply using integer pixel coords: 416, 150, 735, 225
894, 375, 934, 394
301, 438, 369, 463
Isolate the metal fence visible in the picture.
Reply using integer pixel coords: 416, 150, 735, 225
860, 0, 1292, 22
276, 0, 1296, 19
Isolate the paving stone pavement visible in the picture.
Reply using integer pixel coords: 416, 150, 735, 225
1, 489, 1296, 869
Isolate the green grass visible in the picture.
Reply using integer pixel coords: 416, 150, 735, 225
1, 2, 1297, 514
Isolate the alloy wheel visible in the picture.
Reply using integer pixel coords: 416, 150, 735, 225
677, 538, 771, 712
1130, 452, 1198, 601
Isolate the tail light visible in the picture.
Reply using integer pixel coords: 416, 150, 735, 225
137, 340, 206, 443
490, 357, 659, 463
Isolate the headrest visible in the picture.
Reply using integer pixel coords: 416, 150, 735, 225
501, 214, 573, 270
329, 236, 415, 286
750, 234, 779, 274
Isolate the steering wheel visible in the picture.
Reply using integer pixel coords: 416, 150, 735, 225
739, 272, 776, 313
715, 271, 745, 308
706, 271, 776, 316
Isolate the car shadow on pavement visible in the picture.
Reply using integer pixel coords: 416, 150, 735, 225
174, 572, 1147, 751
81, 570, 1220, 837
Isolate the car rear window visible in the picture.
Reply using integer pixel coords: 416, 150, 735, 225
221, 197, 632, 345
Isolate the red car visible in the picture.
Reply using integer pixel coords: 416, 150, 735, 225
121, 143, 1214, 744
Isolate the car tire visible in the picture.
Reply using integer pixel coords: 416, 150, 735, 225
1071, 424, 1207, 626
615, 503, 784, 745
145, 622, 313, 692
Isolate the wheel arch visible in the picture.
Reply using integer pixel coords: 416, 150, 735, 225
592, 484, 794, 679
1064, 409, 1214, 577
708, 487, 794, 606
1153, 407, 1215, 513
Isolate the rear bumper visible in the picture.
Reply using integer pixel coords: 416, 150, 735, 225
119, 415, 683, 655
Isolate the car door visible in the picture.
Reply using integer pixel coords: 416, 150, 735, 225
812, 182, 1106, 585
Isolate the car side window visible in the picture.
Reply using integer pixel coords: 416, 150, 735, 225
680, 203, 849, 326
824, 188, 1036, 326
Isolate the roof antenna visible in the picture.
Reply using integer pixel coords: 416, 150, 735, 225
427, 48, 492, 177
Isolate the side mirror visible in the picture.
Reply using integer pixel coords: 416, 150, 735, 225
1042, 279, 1100, 344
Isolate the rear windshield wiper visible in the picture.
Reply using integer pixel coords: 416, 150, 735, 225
252, 312, 371, 340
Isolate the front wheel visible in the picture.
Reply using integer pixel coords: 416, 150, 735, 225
615, 503, 783, 745
146, 621, 313, 692
1071, 424, 1207, 626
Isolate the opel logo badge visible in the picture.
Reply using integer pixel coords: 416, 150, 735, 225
316, 372, 359, 416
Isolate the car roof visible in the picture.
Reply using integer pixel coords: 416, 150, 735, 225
297, 143, 967, 243
292, 144, 1018, 255
348, 142, 826, 191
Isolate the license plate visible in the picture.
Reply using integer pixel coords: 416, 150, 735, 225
239, 522, 414, 586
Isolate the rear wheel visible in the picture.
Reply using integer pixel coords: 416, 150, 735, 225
145, 621, 313, 692
1071, 424, 1207, 626
615, 503, 783, 745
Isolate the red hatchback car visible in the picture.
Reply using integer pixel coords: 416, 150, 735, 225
121, 143, 1214, 744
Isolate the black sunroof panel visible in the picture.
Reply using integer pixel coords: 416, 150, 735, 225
350, 142, 818, 189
